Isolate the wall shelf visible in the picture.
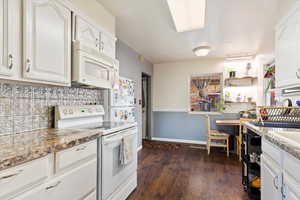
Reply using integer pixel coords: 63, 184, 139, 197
225, 101, 256, 105
225, 77, 258, 87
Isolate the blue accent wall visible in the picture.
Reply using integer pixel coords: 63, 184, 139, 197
153, 112, 239, 142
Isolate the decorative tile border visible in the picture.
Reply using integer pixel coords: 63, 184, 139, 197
0, 82, 105, 135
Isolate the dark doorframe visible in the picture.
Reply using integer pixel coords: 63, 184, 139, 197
142, 73, 152, 140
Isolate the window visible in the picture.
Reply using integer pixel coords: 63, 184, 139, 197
189, 73, 222, 113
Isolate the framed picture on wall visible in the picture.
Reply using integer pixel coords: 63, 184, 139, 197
189, 73, 223, 113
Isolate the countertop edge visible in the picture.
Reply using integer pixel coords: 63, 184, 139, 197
0, 129, 100, 172
242, 122, 300, 161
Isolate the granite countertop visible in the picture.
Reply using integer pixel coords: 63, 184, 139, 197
242, 121, 300, 160
0, 129, 100, 171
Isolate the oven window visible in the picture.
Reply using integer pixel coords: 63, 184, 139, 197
85, 61, 110, 80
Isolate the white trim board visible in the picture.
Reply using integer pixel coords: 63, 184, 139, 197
152, 137, 207, 145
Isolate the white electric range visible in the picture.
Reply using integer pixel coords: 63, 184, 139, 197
55, 105, 138, 200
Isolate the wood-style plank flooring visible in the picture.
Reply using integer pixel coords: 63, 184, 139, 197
127, 140, 249, 200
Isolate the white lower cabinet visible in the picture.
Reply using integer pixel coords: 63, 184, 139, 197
261, 154, 282, 200
84, 191, 97, 200
284, 173, 300, 200
0, 156, 49, 200
17, 159, 97, 200
262, 138, 300, 200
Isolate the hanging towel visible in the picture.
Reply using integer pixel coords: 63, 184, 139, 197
120, 134, 134, 165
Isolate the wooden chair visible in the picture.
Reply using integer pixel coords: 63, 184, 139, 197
237, 118, 256, 161
206, 116, 230, 157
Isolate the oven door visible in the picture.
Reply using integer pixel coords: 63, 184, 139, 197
101, 127, 137, 200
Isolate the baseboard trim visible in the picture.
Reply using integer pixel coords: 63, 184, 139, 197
137, 145, 143, 152
151, 137, 207, 145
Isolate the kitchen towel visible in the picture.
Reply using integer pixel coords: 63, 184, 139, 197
120, 134, 134, 165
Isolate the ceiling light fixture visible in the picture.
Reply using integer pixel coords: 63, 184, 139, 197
193, 46, 211, 57
166, 0, 206, 32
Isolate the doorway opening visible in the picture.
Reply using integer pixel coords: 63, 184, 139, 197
142, 73, 151, 140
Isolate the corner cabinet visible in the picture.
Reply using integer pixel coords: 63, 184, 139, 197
23, 0, 71, 86
275, 2, 300, 88
0, 0, 19, 79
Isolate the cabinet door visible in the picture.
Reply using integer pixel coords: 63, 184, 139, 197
75, 16, 100, 52
284, 173, 300, 200
261, 154, 282, 200
23, 0, 71, 85
276, 5, 300, 88
0, 0, 18, 78
100, 32, 116, 58
19, 159, 97, 200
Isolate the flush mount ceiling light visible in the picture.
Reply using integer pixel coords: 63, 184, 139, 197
166, 0, 206, 32
193, 46, 211, 57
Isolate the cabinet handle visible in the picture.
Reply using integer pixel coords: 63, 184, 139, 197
296, 69, 300, 79
281, 184, 286, 199
76, 146, 87, 151
45, 181, 61, 190
0, 170, 23, 180
273, 175, 279, 190
101, 42, 104, 51
26, 59, 31, 72
8, 54, 13, 70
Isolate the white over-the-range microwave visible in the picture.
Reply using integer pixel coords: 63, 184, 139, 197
72, 41, 119, 89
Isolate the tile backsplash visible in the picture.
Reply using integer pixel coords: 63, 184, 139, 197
0, 82, 105, 136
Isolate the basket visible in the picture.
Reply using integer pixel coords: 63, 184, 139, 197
257, 106, 300, 123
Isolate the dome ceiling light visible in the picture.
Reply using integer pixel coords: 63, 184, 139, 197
193, 46, 211, 57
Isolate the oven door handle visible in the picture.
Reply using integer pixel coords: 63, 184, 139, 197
103, 137, 123, 145
103, 132, 136, 145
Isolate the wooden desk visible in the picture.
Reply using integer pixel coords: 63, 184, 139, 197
215, 120, 240, 126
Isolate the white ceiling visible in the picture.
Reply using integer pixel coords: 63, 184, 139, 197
97, 0, 279, 64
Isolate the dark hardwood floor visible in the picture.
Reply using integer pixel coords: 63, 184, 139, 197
127, 140, 249, 200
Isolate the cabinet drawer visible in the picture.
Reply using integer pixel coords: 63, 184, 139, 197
19, 159, 97, 200
262, 138, 282, 165
0, 156, 49, 200
55, 140, 97, 173
284, 152, 300, 183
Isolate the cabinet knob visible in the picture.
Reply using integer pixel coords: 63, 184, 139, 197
26, 59, 31, 72
8, 54, 13, 70
296, 68, 300, 79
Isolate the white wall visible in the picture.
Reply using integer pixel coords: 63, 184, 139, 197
153, 57, 265, 112
70, 0, 116, 35
153, 59, 224, 111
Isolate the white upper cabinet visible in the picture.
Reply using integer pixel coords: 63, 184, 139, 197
74, 14, 116, 59
0, 0, 18, 78
100, 32, 116, 59
23, 0, 71, 86
276, 2, 300, 88
74, 16, 100, 52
